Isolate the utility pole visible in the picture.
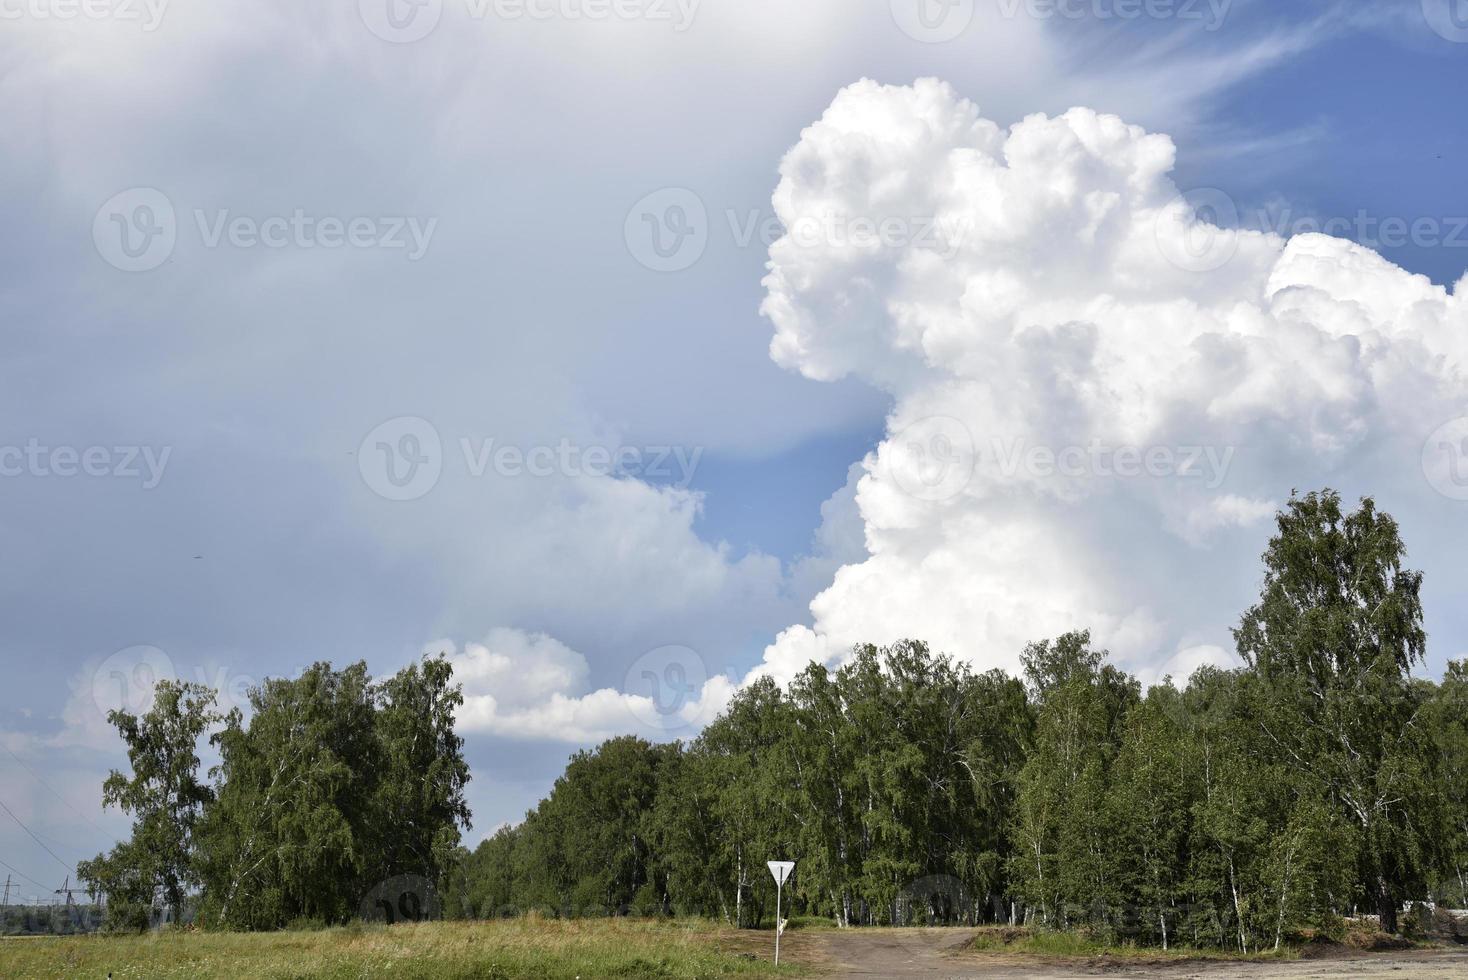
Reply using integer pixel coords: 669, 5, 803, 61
3, 874, 10, 910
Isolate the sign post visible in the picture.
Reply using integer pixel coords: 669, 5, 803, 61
767, 860, 795, 966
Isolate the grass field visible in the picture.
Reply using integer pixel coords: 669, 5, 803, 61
0, 918, 786, 980
4, 917, 1447, 979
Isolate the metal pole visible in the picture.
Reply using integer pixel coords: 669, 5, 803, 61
774, 879, 782, 966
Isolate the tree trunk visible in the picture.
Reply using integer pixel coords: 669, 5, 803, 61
1377, 875, 1397, 935
735, 848, 743, 929
1274, 838, 1298, 952
1228, 856, 1247, 953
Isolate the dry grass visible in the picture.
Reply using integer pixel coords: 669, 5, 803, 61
0, 917, 786, 979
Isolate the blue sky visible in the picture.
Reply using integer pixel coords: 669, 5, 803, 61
1, 0, 1466, 899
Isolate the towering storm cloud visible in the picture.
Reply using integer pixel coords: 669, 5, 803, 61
754, 78, 1468, 686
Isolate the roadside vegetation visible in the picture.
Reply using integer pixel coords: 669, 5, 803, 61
0, 918, 781, 979
959, 916, 1437, 961
964, 924, 1301, 960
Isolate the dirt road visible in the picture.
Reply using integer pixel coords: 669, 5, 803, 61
758, 928, 1468, 979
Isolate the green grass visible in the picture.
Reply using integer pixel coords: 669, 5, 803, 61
964, 924, 1300, 961
0, 918, 787, 979
775, 915, 839, 932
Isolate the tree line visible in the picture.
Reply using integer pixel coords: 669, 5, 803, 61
80, 491, 1468, 949
79, 658, 471, 931
446, 492, 1468, 950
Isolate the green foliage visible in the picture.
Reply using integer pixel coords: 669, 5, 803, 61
1234, 491, 1436, 934
1106, 687, 1189, 947
78, 490, 1466, 952
1425, 661, 1468, 906
455, 492, 1466, 952
452, 736, 672, 920
197, 661, 382, 928
196, 656, 472, 930
372, 656, 474, 890
78, 680, 219, 931
1010, 631, 1137, 930
470, 643, 1037, 930
81, 656, 472, 933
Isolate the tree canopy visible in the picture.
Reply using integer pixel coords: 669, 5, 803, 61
81, 493, 1466, 948
449, 493, 1465, 949
81, 656, 471, 931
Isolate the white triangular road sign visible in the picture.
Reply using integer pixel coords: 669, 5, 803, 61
767, 860, 795, 886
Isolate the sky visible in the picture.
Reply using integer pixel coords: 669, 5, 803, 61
1, 0, 1466, 900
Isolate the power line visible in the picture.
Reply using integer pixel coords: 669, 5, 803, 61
0, 856, 50, 892
31, 827, 81, 857
0, 745, 118, 845
0, 796, 73, 876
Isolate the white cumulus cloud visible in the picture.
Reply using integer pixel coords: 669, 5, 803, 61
747, 77, 1468, 681
434, 628, 732, 744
